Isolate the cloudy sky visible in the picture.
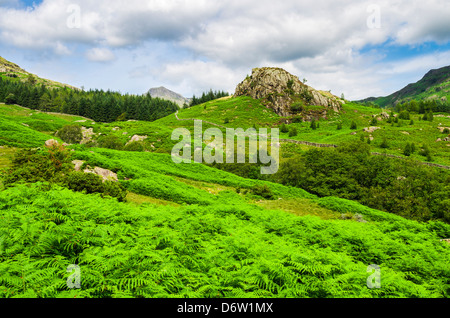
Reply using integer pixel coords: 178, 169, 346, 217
1, 0, 450, 100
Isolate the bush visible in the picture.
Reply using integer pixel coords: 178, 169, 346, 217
123, 141, 145, 152
288, 127, 298, 137
280, 124, 289, 133
443, 128, 450, 134
310, 119, 317, 130
350, 121, 357, 130
55, 125, 83, 144
65, 171, 127, 202
251, 184, 276, 200
291, 116, 303, 123
98, 135, 124, 150
398, 111, 410, 120
380, 138, 389, 149
337, 122, 343, 130
4, 93, 16, 105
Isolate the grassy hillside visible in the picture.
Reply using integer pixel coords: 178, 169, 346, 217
0, 56, 77, 90
0, 148, 449, 298
360, 65, 450, 107
1, 92, 449, 298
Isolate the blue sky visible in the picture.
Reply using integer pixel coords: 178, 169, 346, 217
1, 0, 450, 100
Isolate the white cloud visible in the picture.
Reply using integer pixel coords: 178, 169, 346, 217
85, 47, 116, 62
0, 0, 449, 99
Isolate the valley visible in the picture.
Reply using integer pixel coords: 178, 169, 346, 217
0, 57, 449, 299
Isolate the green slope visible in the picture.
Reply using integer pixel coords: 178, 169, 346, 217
0, 147, 449, 298
0, 56, 77, 90
360, 65, 450, 107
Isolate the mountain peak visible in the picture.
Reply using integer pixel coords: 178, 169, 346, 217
148, 86, 190, 107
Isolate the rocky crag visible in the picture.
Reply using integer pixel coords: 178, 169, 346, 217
235, 67, 343, 120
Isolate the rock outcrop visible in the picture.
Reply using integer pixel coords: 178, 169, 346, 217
234, 67, 343, 118
72, 159, 118, 182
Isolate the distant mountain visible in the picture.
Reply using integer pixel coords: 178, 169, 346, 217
148, 86, 191, 108
359, 65, 450, 107
0, 55, 78, 90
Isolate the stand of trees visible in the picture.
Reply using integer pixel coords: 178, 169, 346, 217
190, 89, 229, 107
0, 76, 179, 123
394, 98, 450, 114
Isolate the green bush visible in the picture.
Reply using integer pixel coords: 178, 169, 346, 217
98, 135, 124, 150
288, 127, 298, 137
443, 128, 450, 134
280, 123, 289, 133
65, 171, 127, 202
4, 93, 16, 105
350, 121, 357, 130
251, 184, 276, 200
123, 141, 145, 152
55, 124, 83, 144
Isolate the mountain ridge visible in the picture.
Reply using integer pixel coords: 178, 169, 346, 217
358, 65, 450, 107
0, 55, 78, 90
148, 86, 191, 108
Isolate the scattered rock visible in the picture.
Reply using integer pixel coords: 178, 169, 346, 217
436, 138, 442, 142
72, 160, 85, 171
401, 131, 410, 135
350, 132, 357, 135
126, 134, 148, 145
80, 127, 96, 144
112, 127, 120, 131
45, 139, 60, 147
74, 120, 86, 123
21, 123, 29, 127
437, 127, 450, 132
363, 127, 380, 133
71, 160, 118, 182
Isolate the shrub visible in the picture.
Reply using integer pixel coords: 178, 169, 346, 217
280, 124, 289, 133
398, 111, 410, 120
123, 141, 145, 152
288, 127, 298, 137
443, 128, 450, 134
350, 121, 357, 130
55, 124, 83, 144
65, 171, 127, 202
380, 138, 389, 149
98, 135, 124, 150
337, 122, 343, 130
4, 93, 16, 105
291, 116, 303, 123
310, 119, 317, 130
251, 184, 276, 200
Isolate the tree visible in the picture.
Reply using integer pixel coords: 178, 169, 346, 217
5, 93, 16, 105
403, 143, 412, 156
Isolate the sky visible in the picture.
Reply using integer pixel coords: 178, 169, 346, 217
0, 0, 450, 100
